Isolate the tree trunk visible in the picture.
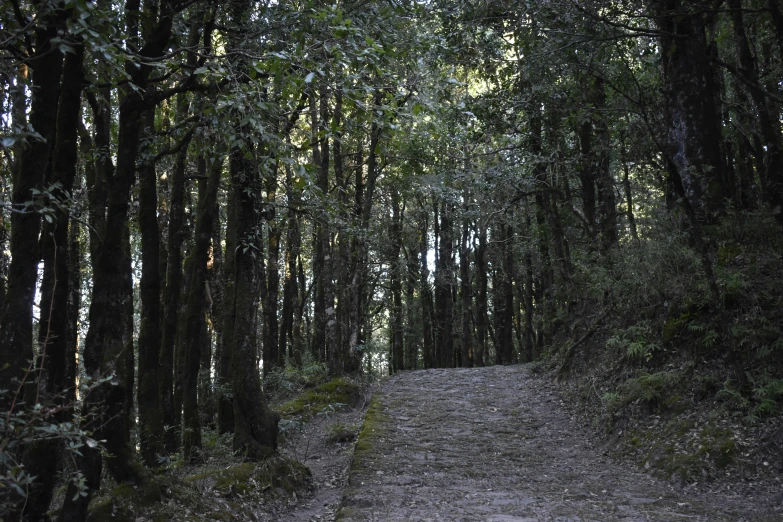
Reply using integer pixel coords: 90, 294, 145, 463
280, 160, 302, 368
217, 189, 237, 434
332, 90, 354, 373
137, 108, 164, 466
459, 212, 473, 368
295, 253, 308, 366
230, 148, 279, 460
729, 0, 783, 221
419, 212, 435, 369
389, 190, 404, 373
346, 91, 385, 372
181, 156, 222, 462
61, 3, 177, 515
160, 96, 193, 451
0, 8, 63, 411
263, 167, 281, 374
531, 107, 572, 279
205, 205, 224, 425
591, 77, 618, 248
404, 243, 419, 370
524, 228, 535, 363
435, 202, 455, 368
620, 136, 639, 240
21, 32, 82, 522
577, 119, 597, 240
493, 223, 514, 365
474, 222, 488, 367
310, 88, 330, 364
652, 0, 726, 219
66, 218, 81, 400
121, 225, 135, 445
766, 0, 783, 67
60, 73, 110, 522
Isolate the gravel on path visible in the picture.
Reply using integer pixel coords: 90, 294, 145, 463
336, 365, 781, 522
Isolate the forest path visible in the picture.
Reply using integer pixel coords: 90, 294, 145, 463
336, 365, 779, 522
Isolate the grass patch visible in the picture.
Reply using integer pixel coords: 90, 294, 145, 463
326, 423, 359, 444
185, 456, 310, 497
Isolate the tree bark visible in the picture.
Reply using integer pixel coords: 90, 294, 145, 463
389, 190, 405, 373
591, 77, 618, 248
263, 168, 281, 374
181, 156, 222, 462
620, 136, 639, 240
652, 0, 726, 219
474, 221, 488, 367
419, 212, 435, 369
61, 2, 177, 515
435, 202, 455, 368
217, 188, 236, 434
22, 29, 82, 522
309, 88, 331, 364
137, 108, 164, 466
404, 242, 419, 370
160, 96, 193, 450
280, 160, 302, 368
459, 210, 473, 368
0, 6, 63, 410
230, 148, 279, 460
728, 0, 783, 221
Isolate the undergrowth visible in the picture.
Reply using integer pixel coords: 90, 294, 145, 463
551, 210, 783, 484
67, 364, 362, 521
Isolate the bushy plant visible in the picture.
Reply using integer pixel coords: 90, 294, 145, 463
0, 383, 106, 518
605, 321, 660, 362
621, 371, 681, 406
263, 361, 330, 401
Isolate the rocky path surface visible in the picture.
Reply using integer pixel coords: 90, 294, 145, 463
337, 365, 781, 522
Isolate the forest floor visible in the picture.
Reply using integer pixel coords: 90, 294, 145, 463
86, 365, 781, 521
333, 365, 782, 522
272, 393, 369, 522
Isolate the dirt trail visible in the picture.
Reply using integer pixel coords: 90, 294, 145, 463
336, 365, 781, 521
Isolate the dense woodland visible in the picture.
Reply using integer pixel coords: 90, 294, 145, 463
1, 0, 782, 519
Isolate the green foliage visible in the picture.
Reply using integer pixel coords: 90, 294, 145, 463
749, 376, 783, 420
0, 383, 108, 517
605, 321, 660, 362
621, 371, 681, 406
601, 392, 623, 414
715, 379, 751, 412
686, 320, 720, 349
264, 362, 330, 402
